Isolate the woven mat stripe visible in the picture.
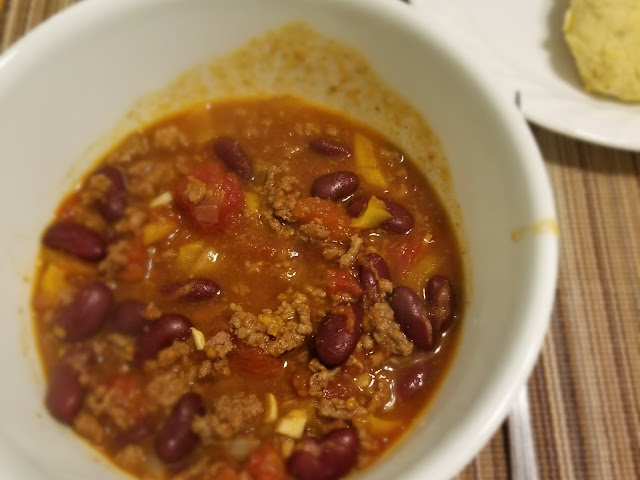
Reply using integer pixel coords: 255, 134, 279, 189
536, 134, 602, 480
0, 0, 75, 51
456, 426, 509, 480
585, 147, 640, 477
0, 1, 511, 479
577, 138, 639, 479
532, 129, 640, 480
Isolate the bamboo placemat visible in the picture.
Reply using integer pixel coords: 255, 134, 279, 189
1, 1, 638, 479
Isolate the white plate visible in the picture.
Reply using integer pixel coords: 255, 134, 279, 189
412, 0, 640, 151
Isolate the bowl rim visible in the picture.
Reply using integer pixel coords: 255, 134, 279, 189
0, 0, 558, 479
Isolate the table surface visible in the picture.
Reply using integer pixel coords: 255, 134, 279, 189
2, 1, 638, 479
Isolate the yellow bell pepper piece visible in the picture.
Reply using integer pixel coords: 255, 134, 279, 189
175, 241, 220, 274
403, 251, 443, 292
350, 196, 392, 228
367, 415, 401, 435
354, 133, 388, 188
40, 264, 68, 299
245, 192, 260, 216
142, 219, 178, 245
281, 438, 295, 458
192, 248, 219, 274
176, 241, 204, 270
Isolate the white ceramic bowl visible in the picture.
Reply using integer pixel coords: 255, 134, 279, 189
0, 0, 558, 479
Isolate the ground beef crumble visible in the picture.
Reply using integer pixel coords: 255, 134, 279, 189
80, 173, 113, 207
143, 340, 218, 409
90, 332, 136, 364
154, 340, 193, 368
152, 125, 188, 151
322, 243, 347, 260
185, 176, 207, 204
98, 239, 131, 278
114, 445, 147, 472
357, 333, 375, 352
317, 397, 368, 420
139, 303, 160, 321
203, 331, 234, 375
299, 221, 330, 242
264, 166, 300, 222
230, 292, 313, 356
192, 393, 264, 443
204, 332, 233, 357
114, 205, 148, 235
307, 358, 339, 398
73, 411, 105, 444
368, 302, 413, 356
367, 376, 393, 413
378, 278, 393, 295
262, 165, 300, 236
145, 371, 189, 410
126, 159, 175, 198
338, 235, 363, 268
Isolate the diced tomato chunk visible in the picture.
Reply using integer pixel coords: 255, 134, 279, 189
323, 372, 359, 400
386, 230, 424, 278
292, 368, 311, 397
245, 444, 287, 480
107, 375, 145, 421
293, 197, 352, 240
119, 236, 147, 282
175, 161, 245, 232
228, 346, 285, 376
110, 375, 136, 394
324, 268, 363, 298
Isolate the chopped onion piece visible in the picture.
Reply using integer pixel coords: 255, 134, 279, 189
265, 393, 278, 423
275, 409, 307, 438
149, 191, 173, 208
190, 327, 206, 350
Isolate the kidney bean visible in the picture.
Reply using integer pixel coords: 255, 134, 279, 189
111, 299, 147, 335
383, 200, 414, 233
315, 305, 362, 368
113, 416, 156, 450
394, 360, 429, 399
425, 275, 456, 333
366, 253, 391, 280
346, 195, 369, 218
169, 278, 221, 302
136, 314, 192, 362
55, 281, 113, 341
360, 253, 391, 307
42, 221, 106, 261
347, 195, 414, 234
308, 138, 352, 157
359, 267, 378, 307
390, 286, 433, 350
311, 172, 359, 201
45, 363, 84, 424
94, 166, 127, 221
287, 428, 359, 480
155, 392, 204, 463
213, 137, 253, 180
